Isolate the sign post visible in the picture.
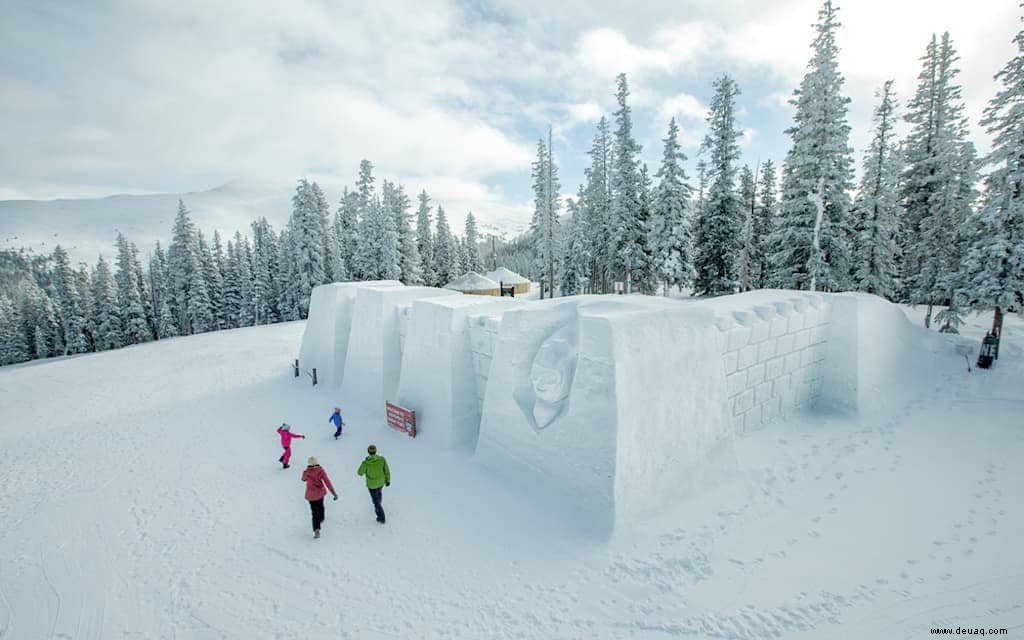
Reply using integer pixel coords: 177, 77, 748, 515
614, 281, 625, 295
385, 401, 417, 438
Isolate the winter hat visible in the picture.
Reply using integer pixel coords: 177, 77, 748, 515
367, 444, 377, 455
307, 456, 319, 466
281, 423, 290, 431
333, 407, 341, 412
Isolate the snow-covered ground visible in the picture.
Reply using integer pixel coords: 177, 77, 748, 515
0, 304, 1021, 639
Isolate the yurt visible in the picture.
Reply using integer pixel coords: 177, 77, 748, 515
443, 272, 501, 296
485, 267, 530, 295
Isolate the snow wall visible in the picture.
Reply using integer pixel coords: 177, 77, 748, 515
299, 285, 941, 535
297, 280, 402, 388
340, 285, 456, 419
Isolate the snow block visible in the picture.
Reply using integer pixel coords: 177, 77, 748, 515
340, 286, 456, 418
297, 280, 402, 388
474, 296, 735, 537
395, 295, 526, 451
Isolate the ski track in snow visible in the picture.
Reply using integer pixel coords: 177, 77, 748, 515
1, 312, 1022, 638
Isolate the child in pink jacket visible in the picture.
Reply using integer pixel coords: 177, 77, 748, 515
276, 423, 305, 469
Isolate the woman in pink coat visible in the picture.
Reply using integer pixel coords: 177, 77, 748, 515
276, 423, 305, 469
301, 456, 337, 538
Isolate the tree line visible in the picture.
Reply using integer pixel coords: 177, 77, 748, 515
530, 1, 1023, 338
0, 160, 487, 365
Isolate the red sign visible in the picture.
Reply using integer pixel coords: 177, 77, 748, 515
385, 401, 417, 438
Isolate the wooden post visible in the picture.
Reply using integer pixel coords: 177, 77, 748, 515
294, 359, 299, 377
312, 368, 317, 386
993, 307, 1004, 360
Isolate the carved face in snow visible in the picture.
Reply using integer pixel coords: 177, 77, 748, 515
528, 326, 577, 429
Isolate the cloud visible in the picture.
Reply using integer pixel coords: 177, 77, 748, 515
660, 93, 708, 123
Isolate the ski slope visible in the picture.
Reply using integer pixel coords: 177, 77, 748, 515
0, 307, 1022, 639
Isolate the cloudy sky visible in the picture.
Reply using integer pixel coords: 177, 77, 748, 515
1, 0, 1019, 230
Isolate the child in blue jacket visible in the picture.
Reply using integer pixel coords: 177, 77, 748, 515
329, 407, 344, 439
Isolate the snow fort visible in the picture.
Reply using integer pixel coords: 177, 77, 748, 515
298, 284, 937, 535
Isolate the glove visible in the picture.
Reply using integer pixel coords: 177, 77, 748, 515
332, 494, 338, 501
385, 482, 390, 487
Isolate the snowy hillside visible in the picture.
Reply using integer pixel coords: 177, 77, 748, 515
0, 304, 1021, 639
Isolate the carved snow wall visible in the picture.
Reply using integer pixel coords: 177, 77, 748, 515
474, 296, 735, 536
297, 280, 402, 388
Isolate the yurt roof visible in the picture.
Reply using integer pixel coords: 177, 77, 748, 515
444, 272, 501, 292
485, 267, 530, 285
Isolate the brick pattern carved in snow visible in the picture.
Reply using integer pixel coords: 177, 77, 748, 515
716, 294, 831, 435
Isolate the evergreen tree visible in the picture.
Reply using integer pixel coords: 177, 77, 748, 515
851, 81, 901, 298
335, 188, 360, 281
774, 1, 855, 291
415, 191, 437, 286
115, 232, 152, 344
610, 74, 648, 293
464, 212, 483, 274
754, 160, 778, 289
282, 179, 329, 318
561, 187, 590, 296
737, 165, 758, 291
694, 75, 744, 296
433, 205, 458, 285
650, 118, 694, 296
900, 33, 976, 329
583, 117, 613, 293
392, 184, 422, 284
0, 294, 30, 364
251, 218, 279, 324
91, 256, 123, 351
167, 200, 214, 334
529, 129, 561, 298
196, 230, 224, 329
73, 265, 95, 350
148, 242, 178, 339
51, 245, 89, 354
963, 15, 1024, 335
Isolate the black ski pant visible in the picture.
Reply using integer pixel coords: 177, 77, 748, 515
309, 498, 325, 532
368, 487, 385, 523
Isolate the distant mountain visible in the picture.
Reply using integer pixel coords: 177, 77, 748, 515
0, 181, 531, 264
0, 182, 292, 263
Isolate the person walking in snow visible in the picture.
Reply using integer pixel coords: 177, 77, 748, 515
276, 423, 305, 469
301, 456, 337, 539
329, 407, 344, 439
357, 444, 390, 524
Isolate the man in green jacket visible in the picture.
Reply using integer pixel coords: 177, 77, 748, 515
357, 444, 390, 524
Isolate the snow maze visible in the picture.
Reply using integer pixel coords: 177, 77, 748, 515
299, 283, 933, 535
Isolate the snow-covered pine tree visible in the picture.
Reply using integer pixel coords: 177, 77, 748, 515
221, 237, 243, 329
754, 160, 778, 289
433, 205, 458, 286
210, 230, 230, 328
251, 218, 279, 325
91, 255, 123, 351
651, 118, 694, 296
148, 242, 178, 339
236, 233, 256, 327
391, 184, 422, 284
335, 188, 360, 281
850, 80, 900, 298
115, 232, 152, 344
694, 75, 744, 296
610, 74, 647, 293
51, 245, 89, 354
196, 230, 225, 330
167, 200, 214, 334
635, 163, 656, 294
773, 1, 855, 292
415, 191, 436, 286
464, 212, 483, 274
378, 183, 402, 280
283, 179, 330, 318
0, 294, 29, 365
529, 129, 561, 298
962, 15, 1024, 338
19, 279, 60, 359
900, 33, 976, 330
73, 265, 95, 349
561, 186, 590, 296
583, 117, 613, 293
738, 164, 758, 292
